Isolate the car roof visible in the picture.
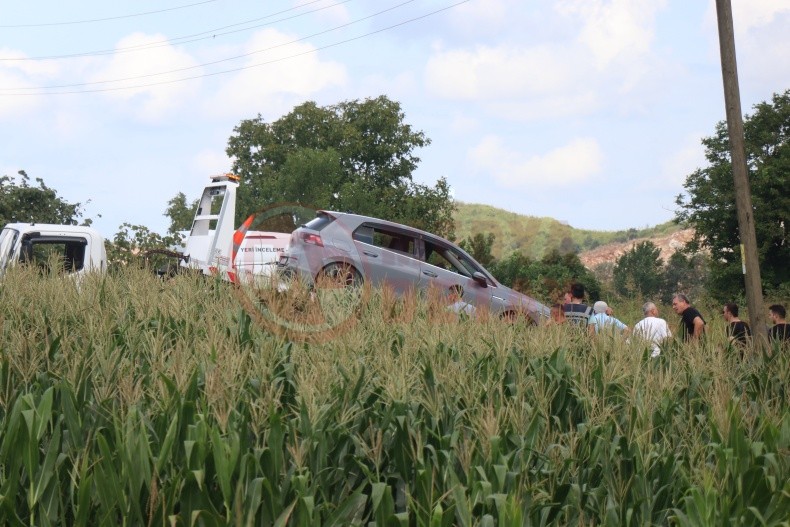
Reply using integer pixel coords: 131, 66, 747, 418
318, 210, 447, 242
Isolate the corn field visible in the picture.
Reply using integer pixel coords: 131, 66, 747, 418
0, 267, 788, 526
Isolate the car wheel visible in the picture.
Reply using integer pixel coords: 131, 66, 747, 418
317, 262, 363, 289
501, 310, 537, 325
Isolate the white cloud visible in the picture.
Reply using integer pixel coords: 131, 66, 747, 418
191, 149, 232, 175
485, 92, 598, 121
702, 0, 790, 99
659, 134, 706, 188
730, 0, 790, 31
0, 48, 61, 77
0, 71, 40, 117
556, 0, 667, 69
87, 33, 201, 122
0, 48, 62, 117
206, 28, 346, 118
448, 114, 478, 135
469, 136, 604, 188
425, 43, 584, 101
447, 0, 510, 36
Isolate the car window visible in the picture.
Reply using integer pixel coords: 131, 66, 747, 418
424, 239, 493, 283
303, 213, 335, 231
424, 240, 472, 277
353, 225, 416, 257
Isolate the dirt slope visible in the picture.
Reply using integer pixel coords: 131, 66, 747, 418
579, 228, 695, 268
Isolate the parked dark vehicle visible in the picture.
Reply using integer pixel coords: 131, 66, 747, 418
278, 211, 550, 324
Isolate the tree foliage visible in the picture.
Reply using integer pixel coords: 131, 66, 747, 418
226, 96, 456, 237
106, 223, 183, 270
459, 232, 496, 267
0, 171, 87, 226
662, 252, 709, 303
490, 248, 601, 303
164, 192, 198, 234
613, 241, 664, 298
676, 90, 790, 298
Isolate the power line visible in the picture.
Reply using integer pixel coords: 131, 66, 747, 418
0, 0, 347, 61
2, 0, 418, 92
0, 0, 220, 28
1, 0, 470, 96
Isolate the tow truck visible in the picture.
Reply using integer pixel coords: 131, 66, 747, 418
0, 174, 290, 282
178, 173, 290, 282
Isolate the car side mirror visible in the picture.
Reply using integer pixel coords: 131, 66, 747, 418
472, 272, 488, 288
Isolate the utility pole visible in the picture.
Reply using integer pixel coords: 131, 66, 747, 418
715, 0, 768, 348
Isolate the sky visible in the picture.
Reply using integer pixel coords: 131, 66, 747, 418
1, 0, 789, 235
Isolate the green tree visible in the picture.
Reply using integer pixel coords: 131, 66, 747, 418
0, 171, 88, 226
459, 232, 496, 267
106, 223, 183, 270
662, 252, 709, 303
675, 90, 790, 299
490, 248, 600, 303
164, 192, 198, 234
613, 241, 664, 298
226, 96, 456, 237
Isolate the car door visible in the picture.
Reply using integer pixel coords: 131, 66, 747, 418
351, 223, 422, 294
418, 236, 492, 311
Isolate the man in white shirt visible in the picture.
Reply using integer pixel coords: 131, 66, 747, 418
447, 284, 476, 318
632, 301, 672, 357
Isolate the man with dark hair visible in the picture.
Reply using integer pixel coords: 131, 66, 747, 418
723, 302, 751, 346
672, 293, 706, 341
563, 283, 592, 327
768, 304, 789, 342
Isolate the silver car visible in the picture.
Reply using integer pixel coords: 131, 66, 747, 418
278, 211, 550, 324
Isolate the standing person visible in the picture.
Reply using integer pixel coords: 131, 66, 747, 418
633, 301, 672, 357
587, 301, 629, 336
723, 302, 751, 345
563, 283, 592, 328
768, 304, 790, 342
671, 294, 706, 342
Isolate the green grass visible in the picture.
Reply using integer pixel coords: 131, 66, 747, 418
0, 267, 788, 525
453, 202, 684, 260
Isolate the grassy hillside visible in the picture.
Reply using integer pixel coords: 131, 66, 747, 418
453, 202, 682, 260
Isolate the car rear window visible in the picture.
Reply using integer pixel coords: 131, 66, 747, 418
353, 225, 416, 257
303, 213, 335, 231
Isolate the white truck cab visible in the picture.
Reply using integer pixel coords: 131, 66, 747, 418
0, 223, 107, 276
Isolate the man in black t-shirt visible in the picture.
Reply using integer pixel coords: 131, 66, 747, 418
768, 304, 790, 343
723, 302, 751, 345
672, 293, 706, 341
563, 283, 592, 328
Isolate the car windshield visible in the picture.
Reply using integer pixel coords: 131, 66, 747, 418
0, 228, 19, 271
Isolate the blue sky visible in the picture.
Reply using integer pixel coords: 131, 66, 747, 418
1, 0, 788, 235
